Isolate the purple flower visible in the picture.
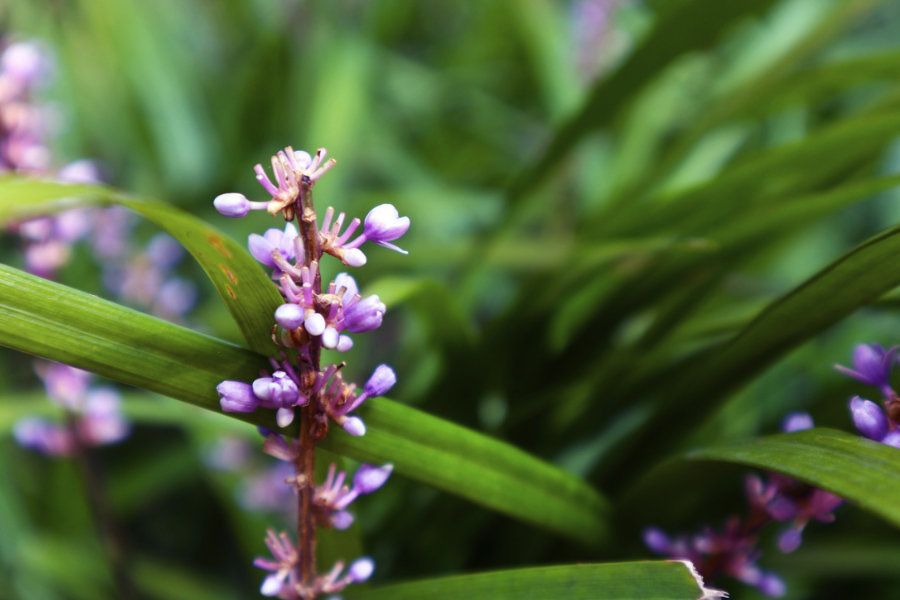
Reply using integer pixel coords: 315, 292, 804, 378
13, 418, 73, 456
331, 510, 355, 530
217, 380, 260, 413
332, 272, 359, 305
275, 303, 305, 330
352, 463, 394, 495
835, 343, 897, 396
782, 412, 814, 433
248, 223, 298, 270
344, 204, 410, 254
37, 362, 92, 410
347, 558, 374, 583
1, 41, 50, 84
850, 396, 889, 441
252, 371, 301, 409
154, 277, 198, 317
213, 192, 271, 218
363, 365, 396, 398
254, 529, 298, 597
78, 387, 130, 446
342, 295, 385, 333
342, 416, 366, 436
57, 159, 102, 184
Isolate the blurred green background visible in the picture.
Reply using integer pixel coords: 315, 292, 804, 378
3, 0, 900, 598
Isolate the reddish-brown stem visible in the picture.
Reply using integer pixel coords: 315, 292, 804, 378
294, 177, 327, 590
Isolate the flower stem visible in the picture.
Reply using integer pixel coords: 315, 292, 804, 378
67, 416, 142, 600
295, 177, 327, 591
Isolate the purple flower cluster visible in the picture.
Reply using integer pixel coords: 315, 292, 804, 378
214, 146, 409, 267
644, 413, 842, 597
0, 40, 54, 173
218, 357, 395, 434
13, 361, 130, 456
836, 343, 900, 447
254, 528, 374, 599
213, 145, 404, 598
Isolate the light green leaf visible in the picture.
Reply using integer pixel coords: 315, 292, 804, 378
346, 561, 724, 600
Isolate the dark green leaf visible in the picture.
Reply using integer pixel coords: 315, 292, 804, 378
346, 561, 723, 600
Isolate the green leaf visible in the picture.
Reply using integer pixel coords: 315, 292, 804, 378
346, 561, 723, 600
599, 220, 900, 486
687, 428, 900, 529
320, 397, 608, 547
0, 177, 281, 355
0, 265, 608, 546
509, 0, 780, 200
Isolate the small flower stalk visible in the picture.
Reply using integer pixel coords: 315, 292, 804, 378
213, 146, 406, 598
644, 413, 842, 598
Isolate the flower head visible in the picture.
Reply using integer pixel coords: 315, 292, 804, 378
343, 204, 410, 255
835, 343, 898, 396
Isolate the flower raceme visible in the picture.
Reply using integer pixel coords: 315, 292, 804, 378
14, 362, 131, 456
212, 146, 403, 598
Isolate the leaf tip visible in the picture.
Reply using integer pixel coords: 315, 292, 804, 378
672, 560, 728, 600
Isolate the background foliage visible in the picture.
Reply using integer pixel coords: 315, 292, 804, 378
2, 0, 900, 598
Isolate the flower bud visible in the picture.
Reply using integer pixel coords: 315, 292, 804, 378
276, 407, 295, 428
363, 204, 409, 253
336, 335, 354, 353
881, 430, 900, 449
642, 528, 671, 555
777, 527, 803, 554
252, 372, 300, 409
331, 510, 355, 530
217, 381, 260, 412
343, 248, 367, 267
353, 463, 393, 494
364, 365, 396, 398
275, 304, 304, 330
333, 273, 359, 305
305, 312, 326, 336
781, 412, 814, 433
343, 295, 385, 333
322, 326, 339, 349
342, 416, 366, 437
347, 557, 375, 583
214, 193, 251, 218
850, 396, 888, 441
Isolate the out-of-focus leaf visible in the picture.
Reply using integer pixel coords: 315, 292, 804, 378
0, 177, 281, 354
687, 429, 900, 529
509, 0, 780, 200
346, 561, 722, 600
0, 266, 609, 545
599, 111, 900, 237
599, 221, 900, 486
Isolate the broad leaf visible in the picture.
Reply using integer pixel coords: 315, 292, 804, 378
0, 264, 608, 546
346, 561, 723, 600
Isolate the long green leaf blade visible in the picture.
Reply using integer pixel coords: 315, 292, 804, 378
0, 264, 608, 545
509, 0, 779, 200
0, 177, 281, 354
346, 561, 723, 600
601, 221, 900, 486
688, 428, 900, 529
